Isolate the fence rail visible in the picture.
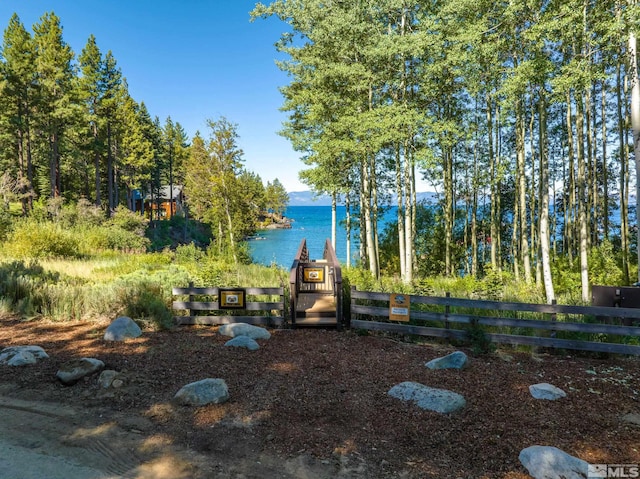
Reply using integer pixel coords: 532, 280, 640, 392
350, 287, 640, 355
172, 285, 285, 327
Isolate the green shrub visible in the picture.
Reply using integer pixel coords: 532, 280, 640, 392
121, 282, 173, 330
108, 206, 148, 235
82, 225, 150, 253
174, 242, 205, 264
2, 220, 82, 259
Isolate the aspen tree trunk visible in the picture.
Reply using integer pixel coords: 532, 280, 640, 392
565, 93, 576, 263
576, 93, 590, 302
403, 140, 414, 283
487, 94, 498, 270
471, 141, 478, 278
395, 144, 406, 278
528, 106, 539, 284
516, 100, 531, 282
585, 85, 595, 247
346, 195, 352, 268
617, 61, 630, 283
331, 193, 337, 252
362, 154, 378, 278
628, 29, 640, 282
444, 145, 454, 276
601, 82, 609, 239
539, 93, 555, 303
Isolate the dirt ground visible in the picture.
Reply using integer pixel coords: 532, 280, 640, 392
0, 314, 639, 479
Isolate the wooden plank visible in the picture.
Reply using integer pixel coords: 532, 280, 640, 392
294, 317, 337, 326
173, 287, 283, 296
351, 304, 640, 337
173, 301, 284, 311
296, 293, 336, 313
349, 320, 640, 355
486, 333, 640, 355
350, 288, 640, 320
175, 316, 284, 326
350, 319, 467, 340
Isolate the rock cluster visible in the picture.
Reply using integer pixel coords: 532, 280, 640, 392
0, 345, 49, 366
220, 322, 271, 350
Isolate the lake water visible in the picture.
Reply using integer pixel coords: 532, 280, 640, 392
249, 205, 360, 268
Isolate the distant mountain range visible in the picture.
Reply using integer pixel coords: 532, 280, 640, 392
287, 191, 438, 207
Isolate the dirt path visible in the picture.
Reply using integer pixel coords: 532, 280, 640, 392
0, 393, 206, 479
0, 390, 360, 479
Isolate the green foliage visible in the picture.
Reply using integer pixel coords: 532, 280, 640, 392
588, 240, 625, 286
108, 206, 148, 236
465, 321, 496, 356
2, 219, 82, 259
473, 266, 504, 301
121, 282, 173, 330
83, 225, 150, 253
174, 242, 205, 264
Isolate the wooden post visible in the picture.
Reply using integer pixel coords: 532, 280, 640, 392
445, 292, 451, 341
550, 299, 557, 338
188, 281, 194, 318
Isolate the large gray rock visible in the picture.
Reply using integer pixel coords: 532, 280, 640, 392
225, 336, 260, 351
0, 346, 49, 366
529, 383, 567, 400
519, 446, 589, 479
56, 358, 105, 385
425, 351, 468, 370
174, 378, 229, 406
218, 323, 271, 340
104, 316, 142, 341
388, 381, 466, 414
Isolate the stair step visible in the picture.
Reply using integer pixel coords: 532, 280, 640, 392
296, 293, 336, 313
294, 317, 338, 326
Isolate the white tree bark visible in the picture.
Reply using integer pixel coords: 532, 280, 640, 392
629, 30, 640, 282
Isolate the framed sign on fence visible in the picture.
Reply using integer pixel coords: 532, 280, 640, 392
219, 288, 246, 309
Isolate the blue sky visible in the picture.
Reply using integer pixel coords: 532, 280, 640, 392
0, 1, 314, 191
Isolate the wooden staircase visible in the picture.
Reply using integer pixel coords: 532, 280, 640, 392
289, 239, 343, 328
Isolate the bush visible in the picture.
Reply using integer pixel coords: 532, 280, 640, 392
82, 225, 150, 253
121, 282, 173, 330
108, 206, 148, 236
2, 220, 82, 259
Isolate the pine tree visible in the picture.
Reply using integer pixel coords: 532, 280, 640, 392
32, 11, 75, 199
0, 14, 38, 213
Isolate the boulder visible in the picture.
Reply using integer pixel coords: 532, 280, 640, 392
98, 370, 120, 388
388, 381, 466, 414
225, 336, 260, 351
218, 323, 271, 340
56, 358, 105, 385
529, 383, 567, 400
104, 316, 142, 341
425, 351, 468, 370
174, 378, 229, 406
519, 446, 589, 479
0, 346, 49, 366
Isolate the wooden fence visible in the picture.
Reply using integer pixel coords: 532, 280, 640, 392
350, 287, 640, 355
172, 285, 285, 327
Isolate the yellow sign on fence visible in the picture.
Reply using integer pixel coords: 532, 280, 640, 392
389, 293, 410, 322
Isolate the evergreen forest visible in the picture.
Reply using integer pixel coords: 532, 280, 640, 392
0, 11, 289, 263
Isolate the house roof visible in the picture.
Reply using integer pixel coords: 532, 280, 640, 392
145, 185, 183, 201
